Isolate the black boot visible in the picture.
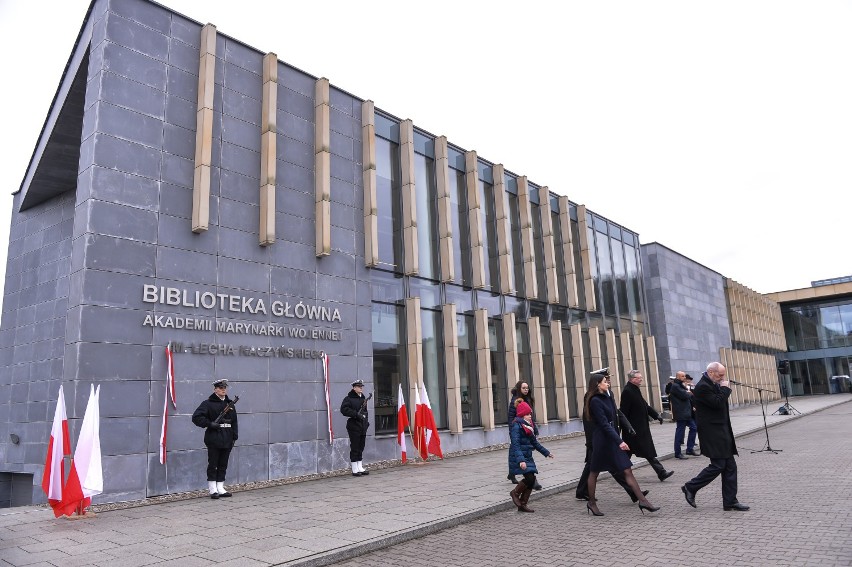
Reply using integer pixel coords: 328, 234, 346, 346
507, 473, 519, 484
510, 480, 527, 509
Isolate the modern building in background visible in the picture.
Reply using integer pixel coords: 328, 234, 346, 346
0, 0, 666, 507
641, 243, 787, 408
767, 278, 852, 396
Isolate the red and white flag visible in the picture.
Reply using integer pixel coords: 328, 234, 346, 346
396, 383, 409, 463
413, 384, 427, 460
41, 385, 70, 517
59, 384, 102, 516
321, 353, 334, 444
160, 345, 178, 464
415, 383, 444, 460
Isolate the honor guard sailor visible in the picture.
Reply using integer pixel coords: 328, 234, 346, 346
192, 379, 239, 498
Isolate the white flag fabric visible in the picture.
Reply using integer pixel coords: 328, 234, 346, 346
75, 384, 103, 498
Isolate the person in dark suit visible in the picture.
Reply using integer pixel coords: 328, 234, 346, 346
576, 372, 649, 504
192, 379, 238, 499
681, 362, 750, 511
619, 370, 674, 481
584, 373, 658, 516
340, 379, 370, 477
670, 371, 699, 458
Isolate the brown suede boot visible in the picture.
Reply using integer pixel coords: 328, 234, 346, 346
518, 485, 534, 513
510, 480, 527, 509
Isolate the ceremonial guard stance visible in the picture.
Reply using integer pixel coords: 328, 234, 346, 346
192, 379, 238, 499
341, 379, 370, 477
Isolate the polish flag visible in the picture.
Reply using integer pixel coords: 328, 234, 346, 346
41, 385, 71, 517
412, 385, 427, 460
416, 382, 443, 459
396, 383, 409, 463
160, 345, 177, 464
59, 384, 102, 516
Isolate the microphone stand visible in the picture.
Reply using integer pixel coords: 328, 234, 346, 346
730, 382, 781, 454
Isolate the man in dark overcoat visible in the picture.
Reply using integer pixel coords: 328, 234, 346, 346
681, 362, 750, 511
620, 370, 673, 481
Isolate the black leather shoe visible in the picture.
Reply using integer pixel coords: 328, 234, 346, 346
659, 470, 675, 481
681, 485, 696, 508
675, 454, 688, 460
685, 450, 700, 456
219, 491, 232, 497
352, 472, 363, 477
508, 473, 519, 485
724, 502, 750, 511
533, 482, 542, 491
210, 493, 220, 499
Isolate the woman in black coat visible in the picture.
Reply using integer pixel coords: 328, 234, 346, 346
584, 374, 658, 516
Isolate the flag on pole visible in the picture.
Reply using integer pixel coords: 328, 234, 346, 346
413, 384, 427, 460
160, 345, 177, 464
321, 353, 334, 444
59, 384, 103, 516
396, 383, 409, 463
417, 382, 444, 459
41, 385, 70, 517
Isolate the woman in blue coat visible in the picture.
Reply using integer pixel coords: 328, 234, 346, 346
584, 374, 658, 517
508, 400, 553, 512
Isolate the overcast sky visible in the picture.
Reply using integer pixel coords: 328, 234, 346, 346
1, 0, 850, 300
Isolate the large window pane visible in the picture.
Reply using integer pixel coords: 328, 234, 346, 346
595, 227, 614, 317
375, 137, 402, 270
489, 319, 508, 425
457, 313, 480, 427
531, 203, 547, 301
372, 303, 405, 435
508, 193, 525, 297
478, 180, 499, 292
448, 168, 471, 286
541, 324, 557, 420
422, 309, 447, 429
414, 153, 439, 280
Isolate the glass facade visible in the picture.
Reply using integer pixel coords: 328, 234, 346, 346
370, 112, 651, 433
780, 298, 852, 396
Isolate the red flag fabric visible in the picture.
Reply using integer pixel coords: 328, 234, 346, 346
396, 383, 409, 463
160, 345, 177, 464
41, 385, 70, 517
413, 385, 427, 460
322, 353, 334, 444
419, 383, 443, 459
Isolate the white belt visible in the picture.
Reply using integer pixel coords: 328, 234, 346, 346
218, 423, 231, 428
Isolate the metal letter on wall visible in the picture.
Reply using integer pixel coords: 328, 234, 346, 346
259, 52, 277, 246
528, 317, 547, 424
192, 24, 216, 233
492, 165, 514, 295
557, 196, 579, 307
400, 120, 418, 275
538, 187, 559, 304
576, 205, 597, 311
362, 101, 378, 266
517, 176, 538, 299
443, 304, 463, 433
475, 309, 495, 431
315, 78, 331, 256
466, 151, 485, 288
435, 136, 454, 282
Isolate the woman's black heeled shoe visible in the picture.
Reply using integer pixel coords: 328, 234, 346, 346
638, 502, 660, 514
586, 502, 604, 516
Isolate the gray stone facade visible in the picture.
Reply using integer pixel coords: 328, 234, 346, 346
641, 243, 731, 385
0, 0, 597, 507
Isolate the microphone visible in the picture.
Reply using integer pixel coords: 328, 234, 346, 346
728, 379, 742, 385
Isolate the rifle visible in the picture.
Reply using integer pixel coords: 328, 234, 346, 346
212, 396, 239, 425
357, 393, 373, 419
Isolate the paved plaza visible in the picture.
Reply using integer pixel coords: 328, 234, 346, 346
1, 395, 850, 567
